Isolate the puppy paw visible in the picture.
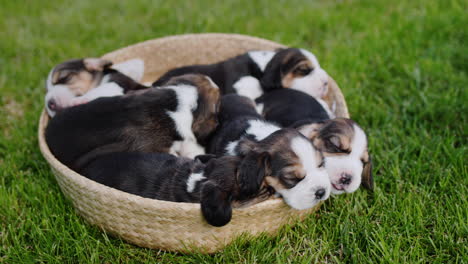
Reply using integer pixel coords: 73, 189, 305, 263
200, 181, 232, 227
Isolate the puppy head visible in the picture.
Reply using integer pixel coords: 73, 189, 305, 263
45, 58, 113, 116
261, 48, 329, 98
298, 118, 373, 194
239, 129, 331, 210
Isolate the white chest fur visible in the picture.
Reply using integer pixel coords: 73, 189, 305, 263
166, 85, 206, 158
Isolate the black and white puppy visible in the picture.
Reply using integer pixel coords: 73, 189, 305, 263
152, 48, 329, 100
207, 94, 281, 156
45, 58, 147, 117
80, 152, 269, 227
255, 89, 334, 128
46, 74, 220, 171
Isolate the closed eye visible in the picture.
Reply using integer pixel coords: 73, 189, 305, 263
294, 66, 312, 76
318, 159, 325, 168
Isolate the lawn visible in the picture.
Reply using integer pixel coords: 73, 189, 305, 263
0, 0, 466, 263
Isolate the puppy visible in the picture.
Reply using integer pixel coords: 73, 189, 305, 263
207, 94, 281, 156
255, 89, 334, 128
297, 118, 373, 194
206, 94, 330, 209
80, 152, 269, 227
46, 74, 220, 171
45, 58, 147, 117
235, 128, 331, 210
253, 89, 373, 194
152, 48, 329, 100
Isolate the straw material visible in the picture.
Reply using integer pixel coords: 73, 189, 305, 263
38, 33, 350, 253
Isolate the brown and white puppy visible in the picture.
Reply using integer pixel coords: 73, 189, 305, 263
46, 74, 220, 171
152, 48, 329, 101
45, 58, 147, 117
297, 118, 373, 194
236, 128, 331, 210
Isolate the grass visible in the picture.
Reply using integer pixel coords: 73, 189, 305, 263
0, 0, 466, 262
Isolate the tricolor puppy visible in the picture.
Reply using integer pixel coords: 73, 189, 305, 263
235, 128, 331, 210
255, 89, 334, 128
45, 58, 147, 117
80, 152, 270, 227
152, 48, 329, 100
207, 94, 281, 156
46, 74, 220, 171
297, 118, 373, 194
206, 95, 330, 209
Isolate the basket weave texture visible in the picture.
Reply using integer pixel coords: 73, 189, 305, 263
38, 33, 349, 253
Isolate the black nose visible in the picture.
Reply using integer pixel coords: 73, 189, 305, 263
47, 99, 57, 110
315, 188, 326, 200
340, 173, 352, 185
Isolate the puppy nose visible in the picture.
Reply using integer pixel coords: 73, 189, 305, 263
315, 188, 326, 200
47, 99, 57, 110
339, 173, 352, 185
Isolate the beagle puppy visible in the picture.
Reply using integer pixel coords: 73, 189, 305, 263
45, 58, 147, 117
46, 74, 220, 172
297, 119, 373, 194
80, 152, 269, 227
152, 48, 329, 100
207, 94, 330, 209
253, 89, 373, 194
235, 128, 331, 210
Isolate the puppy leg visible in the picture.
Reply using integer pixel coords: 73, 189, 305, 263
200, 181, 232, 227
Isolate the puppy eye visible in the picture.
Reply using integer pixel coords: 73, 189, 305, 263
294, 66, 312, 76
58, 72, 76, 83
318, 159, 325, 168
360, 158, 367, 165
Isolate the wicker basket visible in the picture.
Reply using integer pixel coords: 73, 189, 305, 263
38, 33, 349, 253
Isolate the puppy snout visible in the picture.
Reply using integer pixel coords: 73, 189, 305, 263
315, 188, 326, 200
339, 173, 352, 185
47, 99, 58, 111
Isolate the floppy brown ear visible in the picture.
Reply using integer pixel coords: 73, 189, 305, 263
83, 58, 113, 71
361, 155, 374, 191
237, 151, 271, 198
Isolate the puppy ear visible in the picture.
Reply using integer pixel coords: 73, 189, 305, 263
361, 155, 374, 191
194, 154, 217, 164
237, 151, 271, 198
200, 181, 232, 227
260, 54, 283, 91
83, 58, 113, 72
297, 122, 323, 140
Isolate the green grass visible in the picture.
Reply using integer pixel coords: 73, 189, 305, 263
0, 0, 467, 262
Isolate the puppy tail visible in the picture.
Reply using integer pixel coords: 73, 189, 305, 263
200, 181, 232, 227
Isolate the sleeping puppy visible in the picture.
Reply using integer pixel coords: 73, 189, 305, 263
253, 89, 373, 194
235, 128, 331, 210
152, 48, 329, 100
46, 74, 220, 171
80, 152, 269, 227
207, 95, 330, 209
255, 89, 334, 128
207, 94, 281, 156
45, 58, 147, 117
297, 118, 373, 194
